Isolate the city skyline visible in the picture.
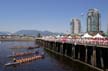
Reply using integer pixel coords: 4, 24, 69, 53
0, 0, 108, 33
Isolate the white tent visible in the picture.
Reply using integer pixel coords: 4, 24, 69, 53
82, 33, 93, 38
61, 35, 64, 38
56, 35, 60, 38
68, 36, 72, 39
93, 33, 104, 38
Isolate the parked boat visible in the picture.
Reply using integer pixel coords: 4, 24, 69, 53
27, 45, 40, 50
35, 45, 40, 48
8, 52, 34, 58
27, 46, 35, 49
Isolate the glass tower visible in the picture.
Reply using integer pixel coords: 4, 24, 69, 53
87, 8, 100, 33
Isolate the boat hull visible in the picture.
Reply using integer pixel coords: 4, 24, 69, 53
5, 62, 19, 66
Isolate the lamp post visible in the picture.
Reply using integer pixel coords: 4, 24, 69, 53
80, 12, 84, 33
107, 24, 108, 35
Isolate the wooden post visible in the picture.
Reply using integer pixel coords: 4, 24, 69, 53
101, 48, 108, 70
96, 47, 102, 68
57, 42, 60, 53
72, 44, 75, 58
86, 46, 93, 65
60, 43, 63, 54
75, 45, 79, 59
63, 43, 66, 55
92, 46, 96, 66
79, 45, 86, 62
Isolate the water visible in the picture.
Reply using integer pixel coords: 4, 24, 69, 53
0, 41, 91, 71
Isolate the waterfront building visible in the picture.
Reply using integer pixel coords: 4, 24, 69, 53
87, 8, 100, 34
70, 18, 81, 34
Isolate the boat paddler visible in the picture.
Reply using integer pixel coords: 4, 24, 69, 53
35, 50, 39, 55
13, 58, 16, 62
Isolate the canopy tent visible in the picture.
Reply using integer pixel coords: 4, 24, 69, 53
82, 33, 93, 38
67, 36, 72, 39
56, 35, 60, 38
60, 35, 64, 38
93, 33, 104, 38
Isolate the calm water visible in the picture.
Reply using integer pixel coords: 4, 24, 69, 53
0, 41, 91, 71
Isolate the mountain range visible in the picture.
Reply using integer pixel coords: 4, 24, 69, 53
0, 30, 64, 36
0, 32, 11, 35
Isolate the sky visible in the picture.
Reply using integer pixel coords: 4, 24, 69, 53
0, 0, 107, 33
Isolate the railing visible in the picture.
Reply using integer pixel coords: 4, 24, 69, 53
40, 38, 108, 47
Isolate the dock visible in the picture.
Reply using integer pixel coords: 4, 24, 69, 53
36, 37, 108, 71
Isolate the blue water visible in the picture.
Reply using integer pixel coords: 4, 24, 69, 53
0, 41, 96, 71
0, 41, 75, 71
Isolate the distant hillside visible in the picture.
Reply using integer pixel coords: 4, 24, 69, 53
14, 30, 64, 36
0, 32, 11, 35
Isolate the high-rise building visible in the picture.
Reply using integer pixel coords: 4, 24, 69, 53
87, 8, 100, 34
107, 23, 108, 34
70, 18, 81, 34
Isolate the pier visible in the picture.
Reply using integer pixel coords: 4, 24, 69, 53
36, 37, 108, 71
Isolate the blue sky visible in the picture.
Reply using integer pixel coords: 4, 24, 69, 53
0, 0, 107, 33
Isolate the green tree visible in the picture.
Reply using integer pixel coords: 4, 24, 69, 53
37, 33, 42, 37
